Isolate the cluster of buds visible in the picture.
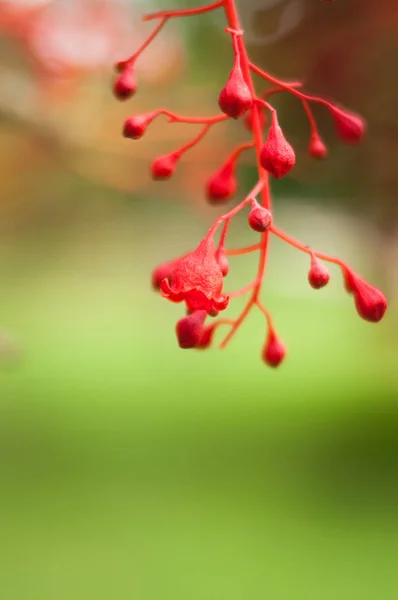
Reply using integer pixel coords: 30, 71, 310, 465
113, 0, 387, 368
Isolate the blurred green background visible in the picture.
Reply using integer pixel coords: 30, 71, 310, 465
1, 1, 398, 599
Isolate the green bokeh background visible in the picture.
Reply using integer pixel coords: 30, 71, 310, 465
1, 203, 397, 600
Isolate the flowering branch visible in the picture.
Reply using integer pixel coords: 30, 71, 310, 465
113, 0, 387, 368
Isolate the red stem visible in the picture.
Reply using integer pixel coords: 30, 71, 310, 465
220, 0, 271, 349
301, 100, 318, 135
174, 123, 212, 157
270, 225, 348, 270
143, 1, 224, 21
164, 111, 228, 125
249, 62, 335, 111
208, 179, 264, 237
226, 243, 261, 256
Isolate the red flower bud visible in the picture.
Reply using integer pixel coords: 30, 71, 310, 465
262, 330, 286, 368
329, 106, 366, 145
260, 113, 296, 178
175, 310, 207, 349
248, 201, 272, 233
123, 114, 154, 140
215, 246, 229, 277
308, 132, 328, 160
206, 162, 237, 203
151, 153, 179, 180
308, 255, 330, 289
218, 60, 252, 119
344, 269, 387, 322
197, 323, 217, 350
113, 67, 136, 101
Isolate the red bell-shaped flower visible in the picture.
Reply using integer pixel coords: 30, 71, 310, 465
160, 235, 229, 314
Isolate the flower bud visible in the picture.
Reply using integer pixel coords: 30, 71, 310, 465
308, 132, 328, 160
206, 162, 237, 203
262, 330, 286, 368
248, 201, 272, 233
197, 324, 217, 350
260, 113, 296, 178
328, 105, 366, 145
215, 247, 229, 277
344, 270, 387, 322
123, 114, 154, 140
113, 67, 136, 101
218, 60, 252, 119
308, 256, 330, 289
151, 153, 179, 180
175, 310, 207, 349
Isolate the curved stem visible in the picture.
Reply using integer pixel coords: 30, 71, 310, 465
249, 62, 335, 110
226, 243, 262, 256
255, 298, 273, 328
208, 179, 264, 237
229, 141, 256, 162
270, 225, 348, 270
175, 123, 211, 156
301, 99, 318, 135
164, 111, 229, 125
143, 1, 224, 21
229, 280, 259, 299
218, 220, 230, 249
117, 18, 168, 68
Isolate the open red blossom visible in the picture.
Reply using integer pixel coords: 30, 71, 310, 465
260, 113, 296, 178
160, 235, 229, 314
344, 269, 387, 322
206, 162, 237, 203
218, 59, 252, 119
308, 255, 330, 289
262, 330, 286, 368
328, 106, 366, 145
176, 310, 207, 349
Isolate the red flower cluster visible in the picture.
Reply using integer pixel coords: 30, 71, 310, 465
113, 0, 387, 368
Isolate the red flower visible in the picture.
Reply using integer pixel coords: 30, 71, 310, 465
160, 235, 229, 314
